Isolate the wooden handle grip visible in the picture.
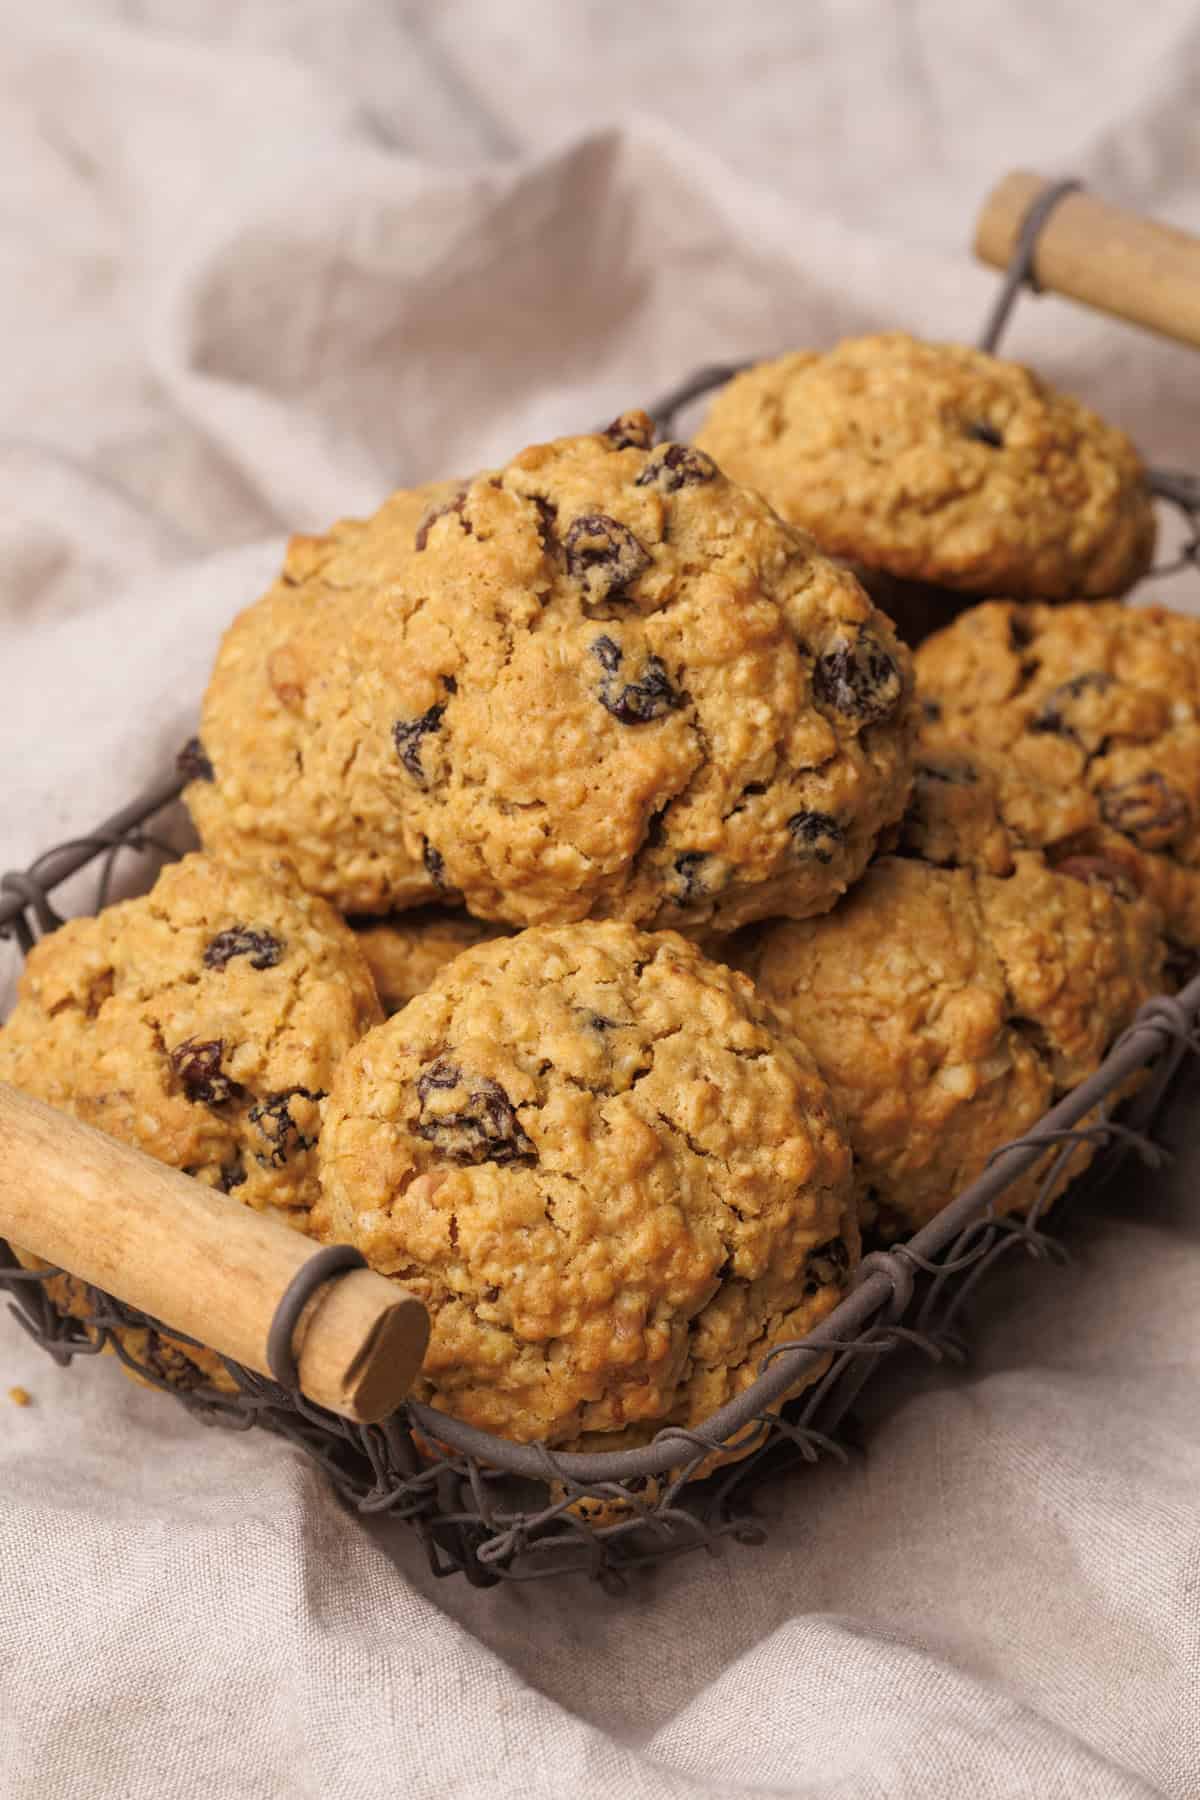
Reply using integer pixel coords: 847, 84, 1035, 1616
0, 1082, 428, 1424
974, 171, 1200, 350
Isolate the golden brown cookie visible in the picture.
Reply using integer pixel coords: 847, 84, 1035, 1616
316, 923, 858, 1446
185, 479, 461, 914
349, 411, 916, 932
737, 853, 1164, 1240
915, 601, 1200, 949
353, 909, 511, 1014
0, 852, 382, 1227
695, 335, 1155, 599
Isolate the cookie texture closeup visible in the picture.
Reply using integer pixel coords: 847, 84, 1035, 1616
738, 853, 1163, 1240
316, 923, 858, 1445
354, 909, 510, 1014
915, 601, 1200, 949
695, 335, 1155, 599
0, 853, 382, 1227
185, 479, 461, 913
349, 411, 916, 931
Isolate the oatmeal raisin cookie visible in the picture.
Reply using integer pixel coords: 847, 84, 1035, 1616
317, 923, 858, 1445
695, 334, 1155, 598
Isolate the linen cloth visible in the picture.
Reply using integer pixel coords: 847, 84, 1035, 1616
1, 5, 1198, 1794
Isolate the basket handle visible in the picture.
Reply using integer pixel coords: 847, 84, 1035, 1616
974, 172, 1200, 349
0, 1082, 428, 1424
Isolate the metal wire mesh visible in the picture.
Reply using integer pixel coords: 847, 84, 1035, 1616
2, 178, 1199, 1588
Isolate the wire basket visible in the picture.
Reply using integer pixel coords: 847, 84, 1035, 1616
2, 181, 1199, 1591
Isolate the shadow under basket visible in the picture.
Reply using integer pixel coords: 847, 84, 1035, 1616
3, 175, 1200, 1589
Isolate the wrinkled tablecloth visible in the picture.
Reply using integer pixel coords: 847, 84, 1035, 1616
1, 5, 1198, 1795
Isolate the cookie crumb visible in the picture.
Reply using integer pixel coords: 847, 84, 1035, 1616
8, 1386, 31, 1407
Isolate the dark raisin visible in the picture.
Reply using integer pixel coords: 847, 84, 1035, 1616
217, 1159, 247, 1193
802, 1236, 850, 1295
203, 927, 284, 972
423, 840, 446, 886
393, 702, 446, 784
920, 698, 942, 722
417, 1061, 460, 1094
813, 629, 903, 724
414, 489, 470, 552
787, 811, 844, 863
1029, 672, 1115, 741
482, 1285, 501, 1303
591, 634, 623, 674
564, 514, 651, 610
965, 420, 1004, 448
177, 737, 214, 783
1099, 772, 1191, 849
169, 1039, 243, 1107
1052, 853, 1138, 901
248, 1088, 325, 1168
590, 638, 683, 725
634, 444, 718, 491
586, 1013, 617, 1032
603, 411, 655, 451
673, 852, 707, 903
412, 1059, 536, 1167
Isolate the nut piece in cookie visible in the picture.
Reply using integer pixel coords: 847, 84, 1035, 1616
316, 923, 858, 1447
737, 854, 1164, 1241
349, 411, 917, 933
185, 478, 463, 914
915, 600, 1200, 951
695, 334, 1155, 599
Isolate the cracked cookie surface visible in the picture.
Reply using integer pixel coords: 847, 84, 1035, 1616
316, 922, 857, 1445
0, 853, 382, 1227
185, 479, 461, 913
694, 334, 1155, 599
353, 909, 511, 1015
915, 601, 1200, 949
348, 411, 916, 931
736, 852, 1163, 1239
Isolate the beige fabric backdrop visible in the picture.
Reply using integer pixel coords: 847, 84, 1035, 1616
1, 4, 1198, 1795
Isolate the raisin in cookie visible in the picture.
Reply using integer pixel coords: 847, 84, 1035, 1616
354, 909, 511, 1014
915, 601, 1200, 950
737, 853, 1163, 1240
316, 923, 857, 1445
0, 853, 382, 1227
694, 335, 1155, 599
185, 479, 461, 913
349, 411, 916, 932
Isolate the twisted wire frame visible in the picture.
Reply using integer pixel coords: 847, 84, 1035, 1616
2, 181, 1199, 1589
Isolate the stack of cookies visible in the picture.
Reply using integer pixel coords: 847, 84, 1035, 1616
0, 335, 1183, 1470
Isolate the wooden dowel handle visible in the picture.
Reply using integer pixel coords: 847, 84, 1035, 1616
974, 171, 1200, 350
0, 1083, 428, 1424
